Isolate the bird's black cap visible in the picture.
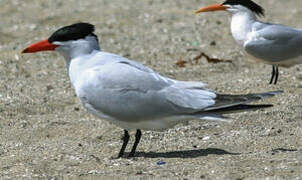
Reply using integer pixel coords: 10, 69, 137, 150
48, 23, 96, 43
223, 0, 265, 16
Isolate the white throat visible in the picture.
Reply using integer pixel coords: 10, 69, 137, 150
230, 11, 257, 46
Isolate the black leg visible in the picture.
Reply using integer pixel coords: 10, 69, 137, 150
274, 66, 279, 85
128, 129, 142, 157
118, 130, 130, 158
269, 65, 275, 84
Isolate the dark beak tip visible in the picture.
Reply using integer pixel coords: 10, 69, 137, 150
21, 48, 28, 54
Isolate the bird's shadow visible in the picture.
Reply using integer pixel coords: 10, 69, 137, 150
127, 148, 240, 159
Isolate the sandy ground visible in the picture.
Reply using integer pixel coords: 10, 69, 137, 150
1, 0, 302, 179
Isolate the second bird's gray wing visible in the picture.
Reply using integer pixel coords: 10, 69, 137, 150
244, 22, 302, 62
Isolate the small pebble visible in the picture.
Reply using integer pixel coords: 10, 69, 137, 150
15, 54, 19, 60
202, 136, 210, 140
210, 41, 216, 46
136, 171, 143, 175
46, 85, 54, 91
156, 19, 163, 23
191, 42, 199, 46
96, 135, 103, 140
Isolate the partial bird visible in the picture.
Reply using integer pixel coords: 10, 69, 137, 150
195, 0, 302, 84
22, 23, 282, 158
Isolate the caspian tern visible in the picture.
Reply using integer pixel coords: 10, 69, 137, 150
195, 0, 302, 84
22, 23, 282, 158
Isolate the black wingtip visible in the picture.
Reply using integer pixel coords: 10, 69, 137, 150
205, 104, 273, 114
255, 90, 284, 98
268, 90, 284, 95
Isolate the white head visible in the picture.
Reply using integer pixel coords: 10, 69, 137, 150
22, 23, 100, 60
195, 0, 265, 17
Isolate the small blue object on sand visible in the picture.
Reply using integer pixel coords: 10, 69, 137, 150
157, 161, 166, 165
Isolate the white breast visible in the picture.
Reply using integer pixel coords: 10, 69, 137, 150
231, 12, 256, 46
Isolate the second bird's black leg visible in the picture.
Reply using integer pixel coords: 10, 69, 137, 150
128, 129, 142, 157
269, 65, 276, 84
274, 66, 279, 85
118, 130, 130, 158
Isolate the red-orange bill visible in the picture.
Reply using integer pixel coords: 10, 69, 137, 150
195, 3, 228, 14
21, 39, 59, 53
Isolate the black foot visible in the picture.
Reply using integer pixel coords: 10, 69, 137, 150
128, 129, 142, 157
269, 65, 275, 84
118, 130, 130, 158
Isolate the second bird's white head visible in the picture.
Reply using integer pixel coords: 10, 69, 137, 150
195, 0, 265, 17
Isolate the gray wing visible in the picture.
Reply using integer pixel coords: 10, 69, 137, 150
78, 59, 216, 122
245, 22, 302, 61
